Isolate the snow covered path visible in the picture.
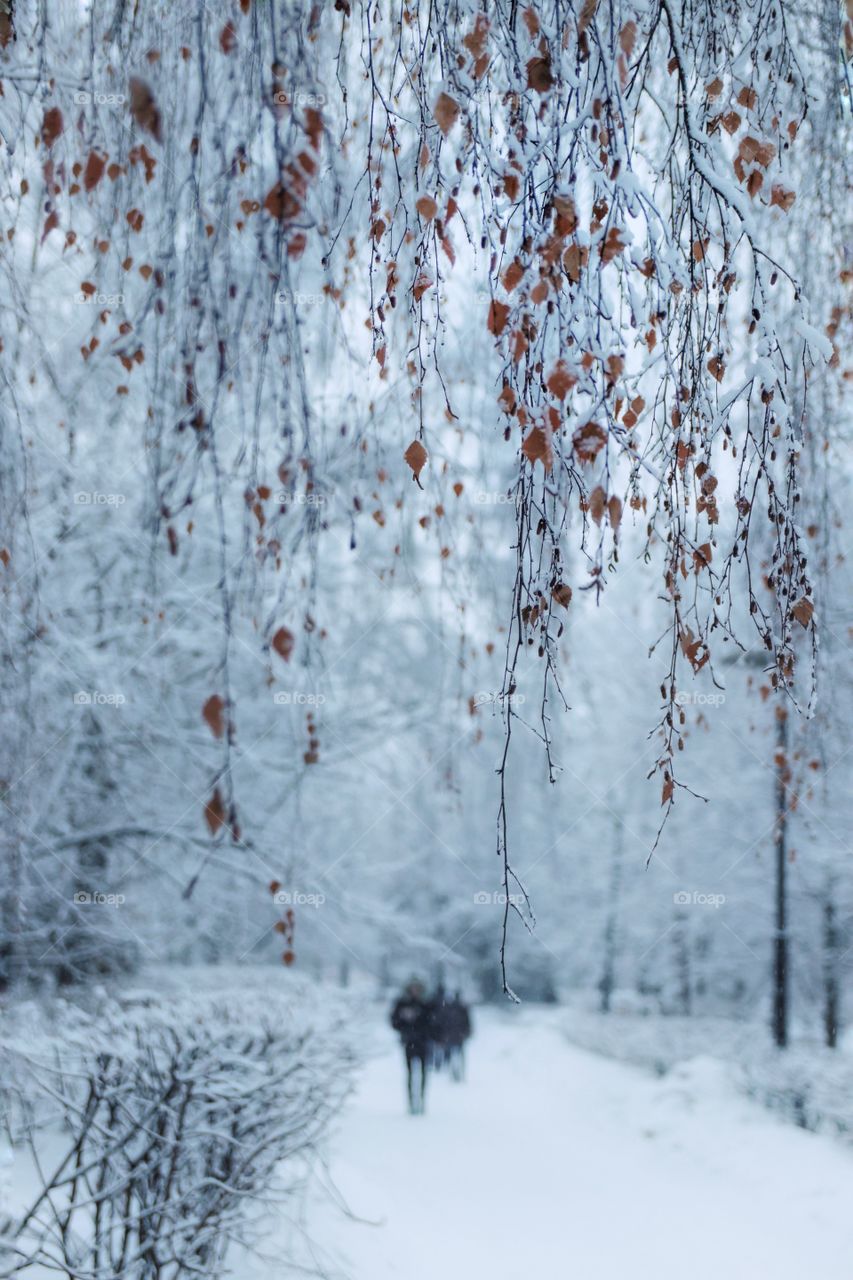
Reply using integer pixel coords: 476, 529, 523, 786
306, 1006, 853, 1280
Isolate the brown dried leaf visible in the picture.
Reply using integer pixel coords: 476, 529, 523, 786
502, 259, 526, 292
522, 426, 553, 471
129, 78, 162, 142
693, 543, 712, 572
600, 226, 626, 263
434, 92, 460, 135
404, 438, 428, 480
589, 485, 606, 524
272, 626, 295, 661
202, 694, 226, 739
462, 13, 490, 59
619, 20, 637, 57
791, 597, 814, 628
498, 384, 517, 415
578, 0, 599, 33
487, 300, 511, 336
41, 107, 64, 150
564, 241, 588, 283
84, 150, 107, 191
263, 181, 300, 222
572, 421, 607, 464
204, 787, 226, 835
739, 135, 776, 167
527, 55, 553, 94
680, 627, 709, 673
416, 194, 438, 221
553, 194, 578, 235
412, 272, 433, 302
769, 185, 796, 213
608, 495, 623, 529
304, 107, 323, 152
522, 7, 540, 36
546, 360, 577, 402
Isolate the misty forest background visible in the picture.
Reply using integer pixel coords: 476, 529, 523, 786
2, 0, 853, 1275
0, 0, 849, 1040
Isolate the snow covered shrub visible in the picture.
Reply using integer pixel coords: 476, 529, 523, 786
1, 987, 357, 1279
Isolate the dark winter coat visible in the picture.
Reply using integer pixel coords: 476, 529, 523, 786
444, 998, 472, 1046
428, 992, 451, 1045
390, 995, 433, 1052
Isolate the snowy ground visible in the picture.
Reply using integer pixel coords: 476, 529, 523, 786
296, 1005, 853, 1280
559, 1000, 853, 1142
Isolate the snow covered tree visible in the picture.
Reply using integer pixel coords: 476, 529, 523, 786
0, 0, 847, 1000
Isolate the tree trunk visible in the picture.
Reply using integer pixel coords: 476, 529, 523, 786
0, 832, 22, 990
772, 704, 789, 1049
598, 810, 624, 1013
673, 914, 692, 1017
823, 891, 839, 1049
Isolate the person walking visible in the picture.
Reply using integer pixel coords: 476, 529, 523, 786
390, 979, 433, 1114
444, 991, 472, 1081
428, 982, 450, 1071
